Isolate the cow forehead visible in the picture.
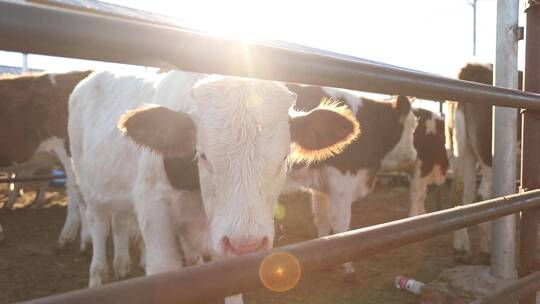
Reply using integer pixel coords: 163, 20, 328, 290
194, 79, 294, 135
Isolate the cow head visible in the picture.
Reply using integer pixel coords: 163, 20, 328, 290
118, 75, 359, 257
380, 95, 418, 170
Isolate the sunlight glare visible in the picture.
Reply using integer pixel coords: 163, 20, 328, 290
259, 252, 301, 292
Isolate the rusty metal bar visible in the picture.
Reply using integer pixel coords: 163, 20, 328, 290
471, 272, 540, 304
519, 2, 540, 304
17, 190, 540, 304
1, 2, 540, 110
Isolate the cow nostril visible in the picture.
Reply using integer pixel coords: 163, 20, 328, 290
261, 236, 269, 249
222, 236, 232, 252
222, 235, 270, 256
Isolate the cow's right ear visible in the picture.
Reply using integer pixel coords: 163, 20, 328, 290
117, 104, 196, 158
393, 95, 412, 123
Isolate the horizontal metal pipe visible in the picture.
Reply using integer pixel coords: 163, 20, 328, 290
1, 1, 540, 109
18, 190, 540, 304
0, 175, 66, 184
471, 271, 540, 304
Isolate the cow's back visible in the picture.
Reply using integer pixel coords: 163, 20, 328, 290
68, 71, 160, 203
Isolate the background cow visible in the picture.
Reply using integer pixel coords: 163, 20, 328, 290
406, 108, 449, 216
68, 69, 360, 296
446, 62, 523, 263
284, 84, 417, 280
0, 70, 92, 248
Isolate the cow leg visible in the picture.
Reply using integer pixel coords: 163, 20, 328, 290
0, 223, 4, 243
326, 175, 357, 282
138, 236, 146, 270
5, 173, 21, 209
477, 164, 492, 263
31, 181, 49, 208
112, 211, 133, 279
224, 294, 244, 304
87, 205, 110, 287
134, 193, 182, 275
409, 160, 429, 217
56, 145, 83, 248
452, 108, 476, 263
79, 201, 91, 253
310, 190, 331, 238
453, 148, 476, 263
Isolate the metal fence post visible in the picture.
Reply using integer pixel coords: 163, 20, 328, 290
491, 0, 519, 280
519, 2, 540, 304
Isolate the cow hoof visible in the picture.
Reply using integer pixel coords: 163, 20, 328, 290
453, 250, 472, 264
89, 264, 109, 287
342, 271, 357, 283
478, 252, 491, 265
114, 257, 131, 279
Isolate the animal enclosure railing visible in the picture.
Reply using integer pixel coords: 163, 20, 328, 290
0, 1, 539, 303
17, 190, 540, 304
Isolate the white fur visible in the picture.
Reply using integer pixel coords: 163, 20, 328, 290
381, 110, 418, 170
68, 70, 308, 295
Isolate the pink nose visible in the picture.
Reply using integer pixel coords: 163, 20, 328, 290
222, 236, 269, 256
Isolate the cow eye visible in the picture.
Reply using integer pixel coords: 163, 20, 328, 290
198, 152, 213, 173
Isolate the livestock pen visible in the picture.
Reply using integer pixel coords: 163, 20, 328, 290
0, 0, 539, 303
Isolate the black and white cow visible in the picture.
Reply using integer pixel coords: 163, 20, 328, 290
284, 84, 417, 279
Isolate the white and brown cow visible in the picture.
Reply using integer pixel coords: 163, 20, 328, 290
0, 70, 92, 247
68, 70, 360, 294
446, 62, 522, 262
283, 84, 417, 279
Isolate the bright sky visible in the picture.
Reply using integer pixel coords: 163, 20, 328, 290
0, 0, 528, 110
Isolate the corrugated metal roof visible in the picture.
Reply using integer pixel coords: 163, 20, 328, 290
0, 65, 42, 75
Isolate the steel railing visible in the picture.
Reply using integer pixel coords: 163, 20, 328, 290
17, 190, 540, 304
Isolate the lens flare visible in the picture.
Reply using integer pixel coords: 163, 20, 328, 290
259, 252, 301, 292
274, 202, 286, 220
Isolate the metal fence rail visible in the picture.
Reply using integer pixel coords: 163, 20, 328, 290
1, 1, 540, 110
17, 190, 540, 304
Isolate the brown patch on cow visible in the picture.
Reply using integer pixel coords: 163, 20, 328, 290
457, 63, 523, 167
0, 70, 92, 166
117, 104, 196, 158
163, 156, 200, 191
413, 108, 449, 178
289, 99, 360, 164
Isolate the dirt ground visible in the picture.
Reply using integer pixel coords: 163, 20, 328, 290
0, 180, 484, 304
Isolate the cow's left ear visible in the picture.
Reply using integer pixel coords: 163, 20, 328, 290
289, 100, 360, 163
117, 104, 196, 158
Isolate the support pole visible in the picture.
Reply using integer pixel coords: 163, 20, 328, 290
519, 2, 540, 304
22, 53, 28, 72
491, 0, 519, 280
473, 0, 478, 56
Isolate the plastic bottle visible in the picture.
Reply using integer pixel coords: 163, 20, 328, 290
394, 275, 425, 295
